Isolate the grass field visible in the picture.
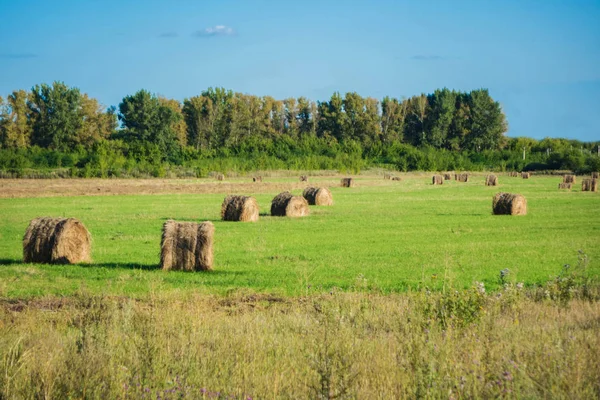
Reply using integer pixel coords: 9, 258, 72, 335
0, 173, 598, 298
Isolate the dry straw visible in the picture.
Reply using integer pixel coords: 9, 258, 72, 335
341, 177, 354, 187
302, 187, 333, 206
558, 183, 572, 190
521, 172, 531, 179
271, 191, 310, 217
492, 193, 527, 215
23, 217, 91, 264
160, 220, 214, 271
457, 173, 469, 182
221, 195, 260, 222
432, 175, 443, 185
485, 174, 498, 186
582, 178, 598, 192
563, 174, 576, 184
443, 173, 452, 180
252, 176, 262, 183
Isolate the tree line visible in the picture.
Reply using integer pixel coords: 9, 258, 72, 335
0, 82, 598, 176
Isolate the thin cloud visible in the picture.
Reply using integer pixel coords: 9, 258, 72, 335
411, 55, 444, 61
193, 25, 235, 38
158, 32, 178, 38
0, 53, 38, 59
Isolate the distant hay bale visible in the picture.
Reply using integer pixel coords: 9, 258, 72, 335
341, 177, 354, 187
485, 174, 498, 186
509, 171, 518, 177
383, 173, 391, 180
391, 176, 402, 181
221, 195, 260, 222
302, 187, 333, 206
558, 183, 572, 190
271, 191, 310, 217
432, 175, 443, 185
443, 173, 452, 180
457, 173, 469, 182
160, 220, 214, 271
216, 173, 225, 181
592, 172, 599, 179
23, 217, 91, 264
582, 178, 598, 192
521, 172, 530, 179
252, 176, 262, 183
563, 174, 576, 184
492, 193, 527, 216
300, 175, 308, 182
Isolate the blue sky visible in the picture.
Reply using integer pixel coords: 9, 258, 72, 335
1, 0, 599, 141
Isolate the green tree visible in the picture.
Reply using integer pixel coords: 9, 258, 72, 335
425, 88, 456, 148
0, 90, 33, 149
464, 89, 507, 151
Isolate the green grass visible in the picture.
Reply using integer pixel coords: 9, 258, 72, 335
0, 174, 598, 298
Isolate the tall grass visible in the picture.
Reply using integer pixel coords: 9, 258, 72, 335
1, 285, 599, 399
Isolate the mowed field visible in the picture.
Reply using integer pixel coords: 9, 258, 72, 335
0, 173, 598, 298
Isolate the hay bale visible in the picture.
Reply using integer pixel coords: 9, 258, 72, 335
383, 172, 391, 180
221, 195, 260, 222
341, 177, 354, 187
160, 220, 214, 271
457, 173, 469, 182
558, 183, 572, 190
271, 191, 310, 217
391, 176, 401, 181
521, 172, 530, 179
443, 173, 452, 180
582, 178, 598, 192
252, 176, 262, 183
432, 175, 443, 185
23, 217, 91, 264
492, 193, 527, 215
563, 174, 576, 184
216, 173, 225, 181
509, 171, 518, 177
302, 187, 333, 206
300, 175, 308, 182
592, 172, 599, 179
485, 174, 498, 186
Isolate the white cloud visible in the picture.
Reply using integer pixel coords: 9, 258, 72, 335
193, 25, 235, 37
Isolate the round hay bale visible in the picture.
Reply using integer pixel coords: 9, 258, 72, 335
271, 191, 310, 217
592, 172, 599, 179
485, 174, 498, 186
582, 178, 598, 192
221, 195, 260, 222
558, 183, 572, 190
341, 177, 354, 187
383, 173, 391, 180
216, 173, 225, 181
300, 175, 308, 182
443, 173, 452, 180
457, 173, 469, 182
563, 174, 576, 184
391, 176, 402, 181
302, 187, 333, 206
252, 176, 262, 183
521, 172, 530, 179
432, 175, 443, 185
492, 193, 527, 215
161, 220, 214, 271
23, 217, 91, 264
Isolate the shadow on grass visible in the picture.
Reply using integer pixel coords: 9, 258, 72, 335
0, 258, 21, 266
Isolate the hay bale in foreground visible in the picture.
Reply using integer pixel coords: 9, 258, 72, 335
485, 174, 498, 186
563, 174, 576, 184
216, 173, 225, 181
432, 175, 443, 185
271, 191, 310, 217
300, 175, 308, 182
582, 178, 598, 192
23, 217, 91, 264
558, 183, 572, 190
252, 176, 262, 183
221, 195, 260, 222
592, 172, 599, 179
492, 193, 527, 215
160, 220, 214, 271
341, 177, 354, 187
391, 176, 401, 181
302, 187, 333, 206
457, 173, 469, 182
443, 173, 452, 180
521, 172, 530, 179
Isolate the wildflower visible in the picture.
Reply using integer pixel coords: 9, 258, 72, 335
475, 281, 485, 294
516, 282, 524, 290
